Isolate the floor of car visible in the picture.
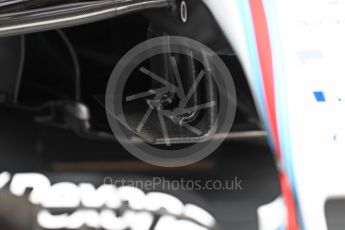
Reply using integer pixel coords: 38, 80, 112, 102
0, 105, 280, 230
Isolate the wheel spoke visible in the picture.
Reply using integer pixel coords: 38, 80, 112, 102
157, 108, 171, 146
126, 87, 169, 102
140, 67, 176, 91
179, 70, 205, 108
170, 56, 185, 99
137, 107, 153, 133
182, 123, 202, 135
174, 101, 216, 116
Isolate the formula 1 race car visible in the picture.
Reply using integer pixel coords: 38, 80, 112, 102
0, 0, 344, 230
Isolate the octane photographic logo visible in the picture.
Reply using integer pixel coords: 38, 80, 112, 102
106, 36, 236, 167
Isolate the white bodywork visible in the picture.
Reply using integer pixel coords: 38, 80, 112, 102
204, 0, 345, 229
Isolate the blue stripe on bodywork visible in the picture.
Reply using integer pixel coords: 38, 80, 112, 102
236, 0, 274, 148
